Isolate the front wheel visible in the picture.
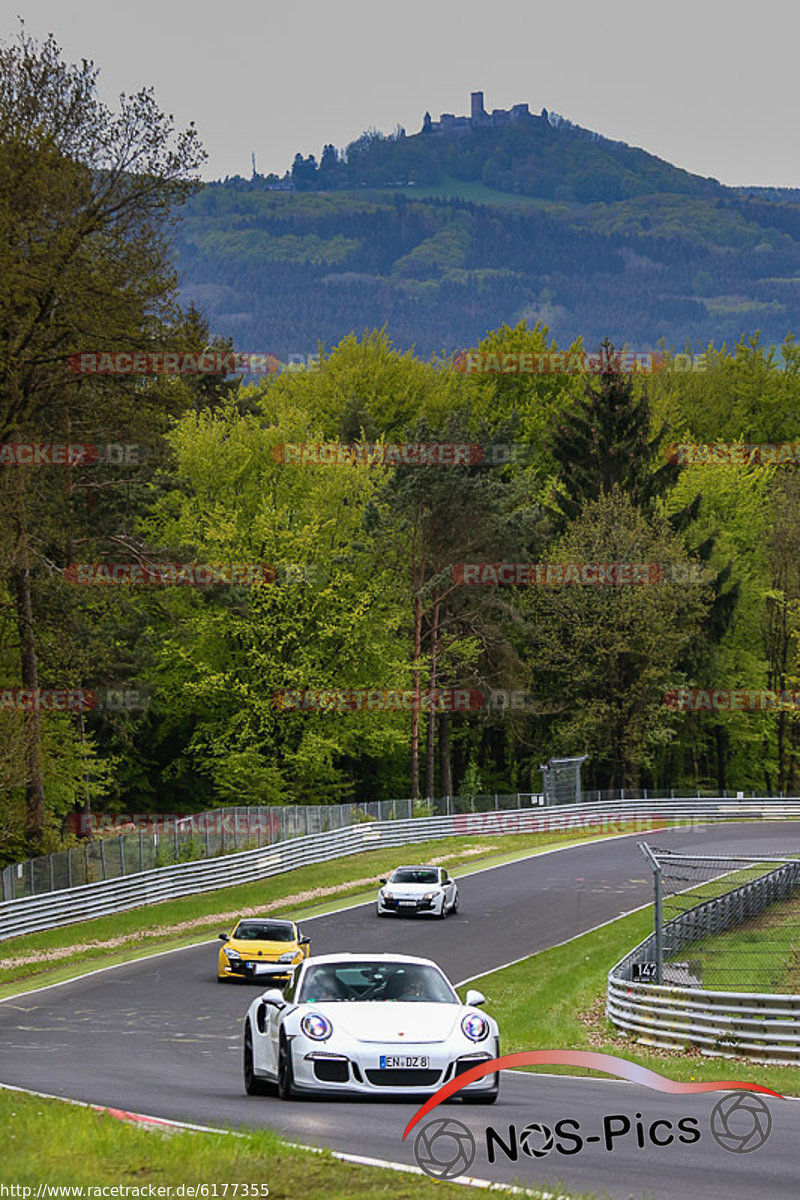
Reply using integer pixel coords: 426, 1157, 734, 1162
243, 1022, 274, 1095
451, 892, 459, 915
278, 1032, 296, 1100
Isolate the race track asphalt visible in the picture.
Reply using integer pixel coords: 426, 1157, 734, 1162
1, 823, 798, 1198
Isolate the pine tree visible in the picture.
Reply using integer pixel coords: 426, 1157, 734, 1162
549, 339, 677, 523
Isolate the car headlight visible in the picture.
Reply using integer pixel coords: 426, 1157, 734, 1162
278, 951, 298, 963
422, 890, 439, 900
461, 1013, 489, 1042
224, 948, 241, 960
301, 1013, 333, 1040
382, 890, 393, 899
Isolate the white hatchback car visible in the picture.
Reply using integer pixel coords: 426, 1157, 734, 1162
242, 952, 499, 1102
376, 864, 459, 917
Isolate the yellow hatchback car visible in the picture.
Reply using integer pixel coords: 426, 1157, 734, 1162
217, 917, 310, 984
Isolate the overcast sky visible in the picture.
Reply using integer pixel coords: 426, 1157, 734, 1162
5, 0, 800, 187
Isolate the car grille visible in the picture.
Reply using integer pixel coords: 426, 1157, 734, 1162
365, 1068, 441, 1087
453, 1055, 492, 1077
313, 1060, 349, 1084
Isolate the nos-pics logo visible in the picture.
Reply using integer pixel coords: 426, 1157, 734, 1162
412, 1096, 773, 1181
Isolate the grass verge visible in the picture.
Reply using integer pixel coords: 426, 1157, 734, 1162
0, 822, 672, 998
5, 1087, 568, 1198
473, 907, 800, 1097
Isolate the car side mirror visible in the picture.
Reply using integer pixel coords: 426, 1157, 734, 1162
379, 877, 387, 885
261, 988, 286, 1008
218, 932, 229, 941
299, 936, 311, 945
465, 989, 486, 1007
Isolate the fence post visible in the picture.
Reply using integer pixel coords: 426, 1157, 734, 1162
49, 854, 54, 892
84, 843, 90, 884
67, 849, 73, 888
139, 831, 144, 872
30, 859, 34, 895
100, 839, 106, 879
119, 837, 125, 876
639, 842, 663, 985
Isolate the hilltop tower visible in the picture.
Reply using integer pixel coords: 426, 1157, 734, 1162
471, 91, 487, 123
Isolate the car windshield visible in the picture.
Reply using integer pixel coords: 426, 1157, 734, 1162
233, 922, 295, 942
391, 868, 439, 884
298, 962, 456, 1003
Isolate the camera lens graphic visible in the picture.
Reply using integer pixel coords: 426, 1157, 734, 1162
709, 1094, 773, 1154
413, 1117, 477, 1180
520, 1122, 555, 1158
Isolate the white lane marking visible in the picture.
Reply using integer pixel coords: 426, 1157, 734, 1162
0, 823, 723, 1003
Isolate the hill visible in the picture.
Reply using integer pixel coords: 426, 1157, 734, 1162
175, 97, 800, 356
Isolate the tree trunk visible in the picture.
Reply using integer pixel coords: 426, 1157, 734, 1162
439, 712, 452, 798
410, 592, 422, 799
425, 595, 440, 799
7, 433, 46, 849
12, 556, 45, 848
714, 723, 727, 794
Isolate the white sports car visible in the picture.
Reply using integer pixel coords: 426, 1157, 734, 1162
242, 953, 499, 1102
376, 864, 459, 917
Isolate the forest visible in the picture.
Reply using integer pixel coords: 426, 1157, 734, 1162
3, 31, 800, 863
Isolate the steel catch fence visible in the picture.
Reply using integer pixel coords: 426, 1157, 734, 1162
608, 841, 800, 1063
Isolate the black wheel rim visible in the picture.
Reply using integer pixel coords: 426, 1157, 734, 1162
244, 1029, 254, 1087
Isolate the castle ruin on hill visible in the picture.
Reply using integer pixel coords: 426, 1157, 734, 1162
421, 91, 546, 136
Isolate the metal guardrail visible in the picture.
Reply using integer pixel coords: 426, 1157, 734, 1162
1, 794, 528, 902
4, 786, 796, 903
607, 857, 800, 1064
0, 811, 508, 941
3, 795, 800, 942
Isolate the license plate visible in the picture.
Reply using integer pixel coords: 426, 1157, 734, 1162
398, 900, 416, 907
380, 1055, 429, 1068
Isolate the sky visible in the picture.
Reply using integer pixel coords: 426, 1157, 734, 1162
4, 0, 800, 187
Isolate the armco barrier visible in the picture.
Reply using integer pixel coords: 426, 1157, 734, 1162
607, 858, 800, 1064
2, 797, 800, 941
